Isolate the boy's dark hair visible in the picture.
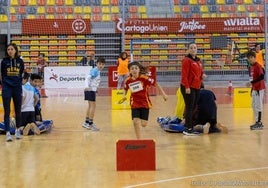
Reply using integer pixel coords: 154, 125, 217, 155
22, 72, 30, 80
96, 57, 106, 64
247, 50, 256, 58
30, 73, 42, 81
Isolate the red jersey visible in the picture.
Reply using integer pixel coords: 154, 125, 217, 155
181, 55, 203, 89
124, 75, 155, 108
250, 62, 265, 91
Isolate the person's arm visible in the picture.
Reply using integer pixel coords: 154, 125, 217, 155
155, 82, 168, 101
34, 93, 39, 107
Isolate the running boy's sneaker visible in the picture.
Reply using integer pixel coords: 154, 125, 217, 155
15, 129, 22, 139
183, 128, 201, 136
250, 122, 264, 130
6, 132, 12, 142
82, 122, 91, 129
89, 123, 100, 131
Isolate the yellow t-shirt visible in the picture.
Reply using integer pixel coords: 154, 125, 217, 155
117, 58, 129, 75
256, 50, 264, 68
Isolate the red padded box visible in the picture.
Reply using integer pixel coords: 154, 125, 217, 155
116, 140, 156, 171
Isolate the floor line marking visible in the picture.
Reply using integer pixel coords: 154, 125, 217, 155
124, 166, 268, 188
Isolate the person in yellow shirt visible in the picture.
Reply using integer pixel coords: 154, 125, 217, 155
255, 44, 265, 70
116, 52, 129, 90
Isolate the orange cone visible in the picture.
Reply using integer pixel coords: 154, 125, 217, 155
227, 80, 233, 96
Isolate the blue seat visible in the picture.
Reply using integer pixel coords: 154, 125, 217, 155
91, 0, 100, 5
128, 0, 136, 5
207, 0, 216, 4
83, 0, 91, 5
137, 0, 145, 5
191, 6, 200, 13
253, 0, 261, 3
74, 0, 83, 5
225, 0, 234, 4
0, 6, 6, 14
27, 7, 37, 14
0, 0, 8, 5
180, 0, 189, 5
209, 5, 217, 12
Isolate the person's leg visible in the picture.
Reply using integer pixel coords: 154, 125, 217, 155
2, 87, 12, 132
180, 86, 197, 131
12, 86, 22, 129
117, 75, 124, 90
133, 118, 141, 139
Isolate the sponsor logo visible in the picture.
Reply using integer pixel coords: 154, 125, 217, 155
178, 19, 206, 32
48, 69, 86, 82
238, 90, 249, 94
117, 18, 168, 33
125, 144, 146, 150
72, 19, 86, 33
224, 17, 260, 26
113, 71, 118, 81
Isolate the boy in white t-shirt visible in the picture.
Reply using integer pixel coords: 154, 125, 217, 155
21, 72, 40, 136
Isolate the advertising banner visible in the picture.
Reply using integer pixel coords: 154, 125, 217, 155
116, 17, 264, 34
22, 19, 91, 35
44, 66, 91, 88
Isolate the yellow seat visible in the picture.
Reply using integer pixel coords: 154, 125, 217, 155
237, 5, 246, 12
244, 0, 252, 3
65, 0, 73, 6
46, 14, 55, 19
216, 0, 225, 4
111, 6, 119, 14
138, 6, 146, 13
10, 7, 16, 14
11, 0, 18, 6
26, 15, 36, 19
28, 0, 37, 5
141, 13, 147, 18
47, 0, 55, 5
74, 6, 83, 14
101, 0, 109, 5
201, 13, 210, 18
83, 14, 91, 19
200, 5, 208, 12
249, 12, 257, 17
67, 14, 74, 19
83, 6, 91, 14
102, 6, 110, 14
174, 6, 180, 13
102, 14, 111, 21
37, 7, 45, 14
189, 0, 197, 4
220, 13, 228, 17
0, 15, 8, 22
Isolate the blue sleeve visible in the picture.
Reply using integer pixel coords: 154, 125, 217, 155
90, 68, 98, 78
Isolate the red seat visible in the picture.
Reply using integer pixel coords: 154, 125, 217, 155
110, 0, 118, 5
55, 0, 64, 5
92, 6, 101, 13
46, 7, 55, 14
18, 7, 26, 14
92, 14, 102, 21
19, 0, 27, 5
37, 0, 46, 5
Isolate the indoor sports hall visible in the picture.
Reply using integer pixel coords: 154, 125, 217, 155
0, 0, 268, 187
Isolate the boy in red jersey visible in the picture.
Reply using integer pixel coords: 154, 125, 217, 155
246, 50, 265, 130
121, 61, 167, 139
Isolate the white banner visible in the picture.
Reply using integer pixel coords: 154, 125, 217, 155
44, 66, 92, 88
